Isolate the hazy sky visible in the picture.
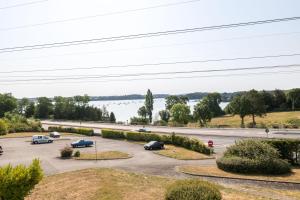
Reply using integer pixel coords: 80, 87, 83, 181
0, 0, 300, 98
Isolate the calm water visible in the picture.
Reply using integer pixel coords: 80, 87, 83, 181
90, 98, 228, 122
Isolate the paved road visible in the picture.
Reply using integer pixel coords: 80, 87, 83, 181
42, 120, 300, 139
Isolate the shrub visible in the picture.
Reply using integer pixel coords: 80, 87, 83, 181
153, 120, 168, 126
74, 150, 80, 157
48, 126, 94, 136
165, 179, 221, 200
0, 159, 43, 200
130, 117, 149, 125
60, 146, 73, 158
0, 119, 8, 135
101, 129, 125, 139
126, 131, 146, 141
217, 139, 291, 174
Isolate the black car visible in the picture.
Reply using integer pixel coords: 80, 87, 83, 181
0, 146, 3, 155
144, 141, 164, 150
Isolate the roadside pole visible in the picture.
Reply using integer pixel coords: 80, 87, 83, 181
95, 141, 97, 161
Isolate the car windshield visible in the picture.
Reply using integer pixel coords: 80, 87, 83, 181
148, 141, 156, 145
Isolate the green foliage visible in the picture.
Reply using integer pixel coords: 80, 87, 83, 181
159, 110, 170, 122
165, 179, 222, 200
0, 119, 8, 135
48, 126, 94, 136
25, 102, 35, 118
101, 129, 126, 139
262, 139, 300, 165
109, 112, 116, 123
0, 159, 43, 200
217, 139, 291, 174
170, 103, 190, 124
35, 97, 53, 119
4, 113, 42, 133
203, 93, 224, 117
153, 120, 168, 126
165, 95, 189, 110
287, 88, 300, 111
193, 101, 212, 127
138, 106, 147, 119
130, 116, 149, 125
73, 150, 80, 157
60, 146, 73, 158
145, 89, 154, 123
0, 93, 18, 118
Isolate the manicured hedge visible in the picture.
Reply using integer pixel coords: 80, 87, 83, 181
262, 139, 300, 165
101, 129, 126, 139
217, 140, 291, 174
165, 179, 222, 200
48, 126, 94, 136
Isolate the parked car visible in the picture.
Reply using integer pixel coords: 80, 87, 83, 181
144, 141, 164, 150
32, 135, 53, 144
0, 146, 3, 155
49, 131, 61, 138
71, 140, 93, 148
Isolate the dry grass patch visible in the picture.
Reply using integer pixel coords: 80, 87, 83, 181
207, 111, 300, 128
75, 151, 131, 160
0, 132, 79, 139
178, 165, 300, 183
155, 145, 214, 160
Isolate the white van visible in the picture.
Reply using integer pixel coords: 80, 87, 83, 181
32, 135, 53, 144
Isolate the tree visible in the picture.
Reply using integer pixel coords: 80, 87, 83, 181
18, 98, 30, 115
0, 93, 17, 117
260, 90, 274, 112
25, 102, 35, 118
244, 90, 266, 126
109, 112, 116, 123
35, 97, 53, 119
273, 89, 287, 110
145, 89, 154, 123
227, 95, 251, 127
204, 93, 223, 117
170, 103, 190, 124
138, 106, 147, 119
165, 95, 189, 110
287, 88, 300, 111
159, 110, 170, 122
193, 101, 212, 126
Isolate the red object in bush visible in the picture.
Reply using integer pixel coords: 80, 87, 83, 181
208, 140, 214, 147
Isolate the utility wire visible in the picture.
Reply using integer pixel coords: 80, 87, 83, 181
0, 0, 49, 10
0, 64, 299, 83
0, 0, 201, 31
1, 16, 300, 54
1, 53, 300, 75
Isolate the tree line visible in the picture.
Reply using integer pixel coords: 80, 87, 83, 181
0, 94, 116, 122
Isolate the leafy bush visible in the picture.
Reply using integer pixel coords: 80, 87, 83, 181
217, 139, 291, 174
74, 150, 80, 157
153, 120, 168, 126
0, 119, 8, 135
60, 146, 73, 158
263, 139, 300, 165
48, 126, 94, 136
3, 114, 42, 133
0, 159, 43, 200
101, 129, 125, 139
165, 179, 221, 200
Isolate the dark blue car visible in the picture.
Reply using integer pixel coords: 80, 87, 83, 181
71, 140, 93, 148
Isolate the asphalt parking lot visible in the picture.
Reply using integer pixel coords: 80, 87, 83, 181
0, 136, 216, 177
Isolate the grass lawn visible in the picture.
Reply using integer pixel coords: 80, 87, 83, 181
0, 132, 81, 139
75, 151, 131, 160
154, 145, 214, 160
178, 165, 300, 183
26, 168, 300, 200
206, 111, 300, 128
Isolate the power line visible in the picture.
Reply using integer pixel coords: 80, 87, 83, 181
1, 52, 300, 75
0, 0, 49, 10
0, 64, 299, 83
0, 0, 201, 31
1, 16, 300, 54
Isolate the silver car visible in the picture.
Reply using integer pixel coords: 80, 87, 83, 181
32, 135, 53, 144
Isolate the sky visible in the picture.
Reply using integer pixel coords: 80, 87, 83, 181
0, 0, 300, 98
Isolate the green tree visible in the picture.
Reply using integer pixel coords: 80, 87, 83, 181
193, 101, 212, 127
145, 89, 154, 123
227, 95, 251, 127
159, 110, 170, 122
260, 90, 274, 112
109, 112, 116, 123
204, 93, 223, 117
35, 97, 53, 119
170, 103, 190, 124
0, 93, 17, 118
138, 106, 147, 119
287, 88, 300, 111
273, 89, 287, 110
17, 98, 30, 115
245, 90, 266, 126
165, 95, 189, 110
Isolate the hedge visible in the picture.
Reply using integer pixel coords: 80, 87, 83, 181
101, 129, 211, 155
0, 119, 8, 135
217, 140, 291, 174
101, 129, 126, 139
0, 159, 43, 200
165, 179, 221, 200
262, 139, 300, 165
48, 126, 94, 136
